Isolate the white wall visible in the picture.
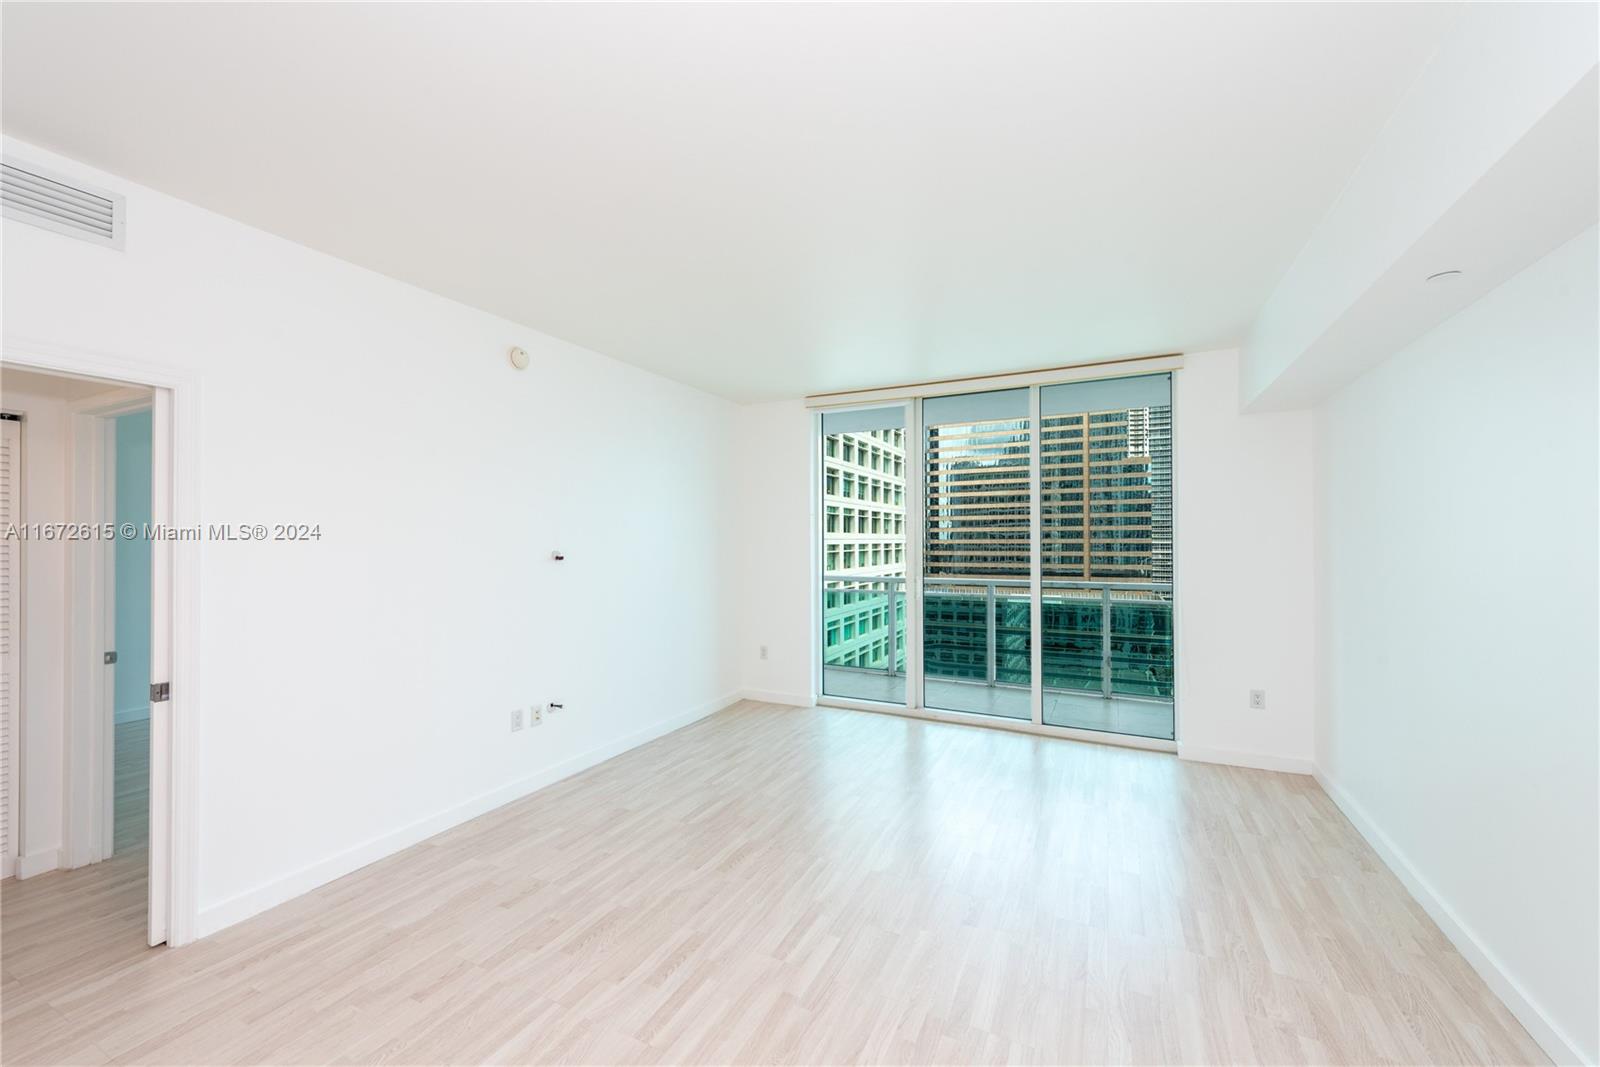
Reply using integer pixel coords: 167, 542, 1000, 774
0, 388, 70, 877
734, 400, 816, 707
734, 351, 1319, 772
1315, 227, 1598, 1065
1174, 350, 1316, 771
1242, 3, 1599, 408
3, 138, 742, 931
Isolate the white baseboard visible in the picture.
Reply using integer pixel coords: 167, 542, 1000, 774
115, 705, 151, 724
1178, 743, 1313, 775
737, 689, 813, 708
1314, 767, 1587, 1066
16, 847, 60, 879
196, 691, 744, 940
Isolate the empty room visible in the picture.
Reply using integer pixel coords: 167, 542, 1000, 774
0, 3, 1595, 1066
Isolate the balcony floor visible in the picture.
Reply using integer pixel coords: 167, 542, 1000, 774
822, 669, 1174, 740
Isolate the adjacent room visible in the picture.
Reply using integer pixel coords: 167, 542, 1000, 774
0, 4, 1595, 1066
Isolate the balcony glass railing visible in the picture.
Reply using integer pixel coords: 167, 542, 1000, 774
1040, 582, 1174, 700
821, 576, 908, 704
921, 578, 1033, 719
820, 575, 1174, 738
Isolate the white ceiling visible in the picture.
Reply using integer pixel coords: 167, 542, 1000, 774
1, 3, 1461, 401
1, 366, 148, 402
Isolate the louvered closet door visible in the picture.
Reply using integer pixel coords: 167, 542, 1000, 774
1, 417, 19, 878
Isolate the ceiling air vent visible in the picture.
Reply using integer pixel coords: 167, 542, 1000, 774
2, 160, 124, 250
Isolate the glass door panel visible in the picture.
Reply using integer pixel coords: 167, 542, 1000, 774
820, 406, 908, 705
819, 373, 1177, 743
1039, 374, 1174, 739
921, 388, 1032, 720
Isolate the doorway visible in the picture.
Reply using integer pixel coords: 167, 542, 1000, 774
0, 360, 181, 946
110, 408, 153, 857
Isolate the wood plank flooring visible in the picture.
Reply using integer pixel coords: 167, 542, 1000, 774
1, 701, 1545, 1065
113, 718, 150, 856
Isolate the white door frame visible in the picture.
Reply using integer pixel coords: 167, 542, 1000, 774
0, 413, 22, 880
2, 337, 200, 947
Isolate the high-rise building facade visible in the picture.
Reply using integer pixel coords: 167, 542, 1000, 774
1040, 404, 1173, 583
821, 427, 906, 671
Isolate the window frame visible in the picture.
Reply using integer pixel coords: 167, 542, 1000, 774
812, 362, 1180, 752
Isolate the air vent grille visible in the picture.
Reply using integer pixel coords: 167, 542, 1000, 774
1, 161, 123, 249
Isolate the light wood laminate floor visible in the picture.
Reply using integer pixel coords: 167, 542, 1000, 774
113, 718, 150, 856
1, 701, 1544, 1065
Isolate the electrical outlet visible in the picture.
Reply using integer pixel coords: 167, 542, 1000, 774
531, 705, 544, 726
1249, 689, 1267, 710
759, 645, 769, 661
510, 708, 524, 732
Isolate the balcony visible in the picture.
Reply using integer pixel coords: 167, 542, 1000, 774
822, 575, 1174, 740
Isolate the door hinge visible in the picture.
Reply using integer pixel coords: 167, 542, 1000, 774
104, 650, 118, 664
150, 681, 171, 703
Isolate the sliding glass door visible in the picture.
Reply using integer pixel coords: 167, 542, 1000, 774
921, 389, 1033, 720
820, 406, 908, 705
1038, 375, 1174, 739
818, 372, 1175, 742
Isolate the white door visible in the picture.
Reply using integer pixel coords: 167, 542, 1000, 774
1, 415, 21, 879
146, 390, 170, 944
